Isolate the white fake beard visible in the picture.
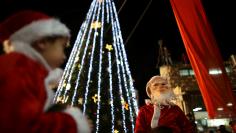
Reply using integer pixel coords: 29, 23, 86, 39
151, 89, 176, 106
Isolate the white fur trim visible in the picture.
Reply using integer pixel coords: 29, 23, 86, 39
11, 41, 51, 71
44, 68, 64, 111
10, 19, 70, 43
11, 40, 64, 111
151, 104, 160, 129
11, 41, 53, 111
145, 99, 152, 105
46, 68, 63, 87
64, 107, 91, 133
44, 78, 55, 111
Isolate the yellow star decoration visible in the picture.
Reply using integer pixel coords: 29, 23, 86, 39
114, 130, 119, 133
57, 96, 67, 103
75, 56, 79, 62
105, 44, 113, 51
124, 103, 129, 110
57, 96, 64, 103
121, 99, 129, 110
78, 98, 83, 105
91, 21, 101, 29
63, 83, 67, 87
98, 0, 103, 3
92, 94, 100, 103
121, 98, 125, 104
78, 64, 81, 69
66, 84, 71, 90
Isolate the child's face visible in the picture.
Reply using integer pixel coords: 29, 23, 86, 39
39, 37, 68, 69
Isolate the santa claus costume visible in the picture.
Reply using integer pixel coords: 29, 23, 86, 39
0, 10, 90, 133
135, 76, 194, 133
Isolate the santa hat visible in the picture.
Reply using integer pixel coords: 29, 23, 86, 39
0, 10, 70, 44
146, 75, 168, 98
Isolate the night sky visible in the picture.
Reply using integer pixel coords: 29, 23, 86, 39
1, 0, 235, 105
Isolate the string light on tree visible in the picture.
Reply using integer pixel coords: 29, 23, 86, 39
54, 0, 138, 132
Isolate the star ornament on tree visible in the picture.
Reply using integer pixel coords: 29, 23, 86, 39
121, 99, 129, 110
75, 56, 79, 62
97, 0, 103, 3
66, 84, 71, 91
77, 64, 81, 69
124, 103, 129, 110
114, 129, 119, 133
63, 83, 67, 87
91, 21, 101, 29
57, 96, 64, 103
78, 98, 83, 105
105, 44, 113, 51
92, 94, 100, 103
121, 98, 125, 104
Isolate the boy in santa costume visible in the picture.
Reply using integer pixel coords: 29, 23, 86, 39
135, 75, 194, 133
0, 10, 91, 133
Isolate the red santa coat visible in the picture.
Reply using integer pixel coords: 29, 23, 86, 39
135, 104, 194, 133
0, 52, 78, 133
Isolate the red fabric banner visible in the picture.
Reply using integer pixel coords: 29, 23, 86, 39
170, 0, 236, 118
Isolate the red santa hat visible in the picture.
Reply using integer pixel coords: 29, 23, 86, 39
146, 75, 168, 98
0, 10, 70, 44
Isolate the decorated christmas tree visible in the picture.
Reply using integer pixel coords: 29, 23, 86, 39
54, 0, 138, 132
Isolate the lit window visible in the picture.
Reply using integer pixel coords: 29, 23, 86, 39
179, 69, 189, 76
189, 70, 195, 75
209, 69, 222, 75
225, 67, 231, 73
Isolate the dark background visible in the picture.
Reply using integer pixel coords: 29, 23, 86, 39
1, 0, 235, 105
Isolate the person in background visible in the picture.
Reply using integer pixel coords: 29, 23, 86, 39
0, 10, 91, 133
217, 125, 231, 133
135, 75, 194, 133
229, 120, 236, 133
186, 112, 198, 132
